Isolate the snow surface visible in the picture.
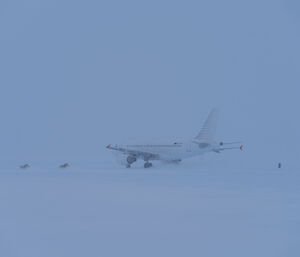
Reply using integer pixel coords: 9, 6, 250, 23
1, 158, 299, 257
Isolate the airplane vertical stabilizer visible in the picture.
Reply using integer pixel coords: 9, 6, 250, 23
194, 109, 218, 143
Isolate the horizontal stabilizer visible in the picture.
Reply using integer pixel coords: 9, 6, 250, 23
219, 141, 242, 146
213, 144, 244, 153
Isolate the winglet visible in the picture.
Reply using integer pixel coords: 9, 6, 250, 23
240, 145, 243, 151
106, 144, 111, 149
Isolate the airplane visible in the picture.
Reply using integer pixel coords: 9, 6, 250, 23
106, 109, 243, 168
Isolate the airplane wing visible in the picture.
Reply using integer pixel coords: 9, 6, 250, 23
106, 144, 160, 160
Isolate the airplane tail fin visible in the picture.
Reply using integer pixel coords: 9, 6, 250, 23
194, 109, 218, 143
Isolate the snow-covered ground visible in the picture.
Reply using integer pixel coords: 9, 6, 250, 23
0, 158, 299, 257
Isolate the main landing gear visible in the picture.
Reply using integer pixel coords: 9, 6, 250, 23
144, 162, 152, 168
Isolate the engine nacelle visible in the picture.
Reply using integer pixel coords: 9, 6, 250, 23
127, 156, 137, 164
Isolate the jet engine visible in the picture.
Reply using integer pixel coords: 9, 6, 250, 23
127, 156, 137, 164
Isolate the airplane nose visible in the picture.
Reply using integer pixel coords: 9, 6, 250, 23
106, 144, 111, 149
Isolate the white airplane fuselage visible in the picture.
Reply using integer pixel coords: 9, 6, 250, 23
122, 141, 215, 161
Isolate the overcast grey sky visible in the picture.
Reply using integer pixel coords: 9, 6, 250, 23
0, 0, 299, 165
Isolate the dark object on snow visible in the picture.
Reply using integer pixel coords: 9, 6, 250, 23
60, 163, 70, 169
278, 162, 282, 169
20, 164, 30, 169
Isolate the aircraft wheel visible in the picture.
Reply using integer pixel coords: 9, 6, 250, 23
126, 164, 131, 168
144, 162, 152, 168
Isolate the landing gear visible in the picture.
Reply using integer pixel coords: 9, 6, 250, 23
126, 164, 131, 168
170, 159, 181, 164
144, 162, 153, 168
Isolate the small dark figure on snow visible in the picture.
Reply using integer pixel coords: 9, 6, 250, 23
20, 164, 30, 169
60, 163, 70, 169
278, 162, 282, 169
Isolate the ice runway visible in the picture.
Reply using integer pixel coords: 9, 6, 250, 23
0, 160, 299, 257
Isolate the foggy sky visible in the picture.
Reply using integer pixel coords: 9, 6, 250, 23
0, 0, 299, 166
